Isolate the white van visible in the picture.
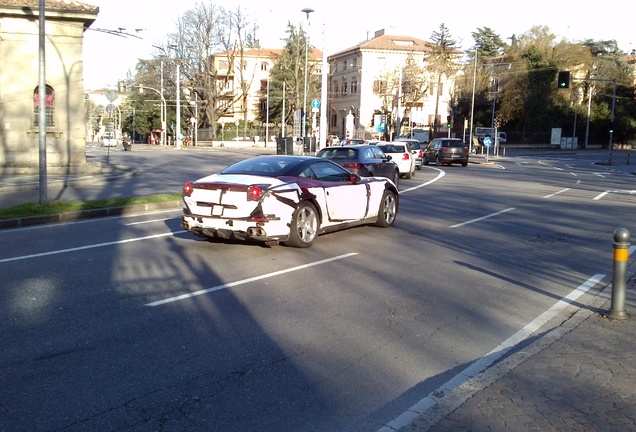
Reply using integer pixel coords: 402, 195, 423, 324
474, 127, 506, 144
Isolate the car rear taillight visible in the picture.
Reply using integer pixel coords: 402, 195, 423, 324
463, 147, 468, 152
343, 162, 363, 170
418, 150, 423, 158
248, 185, 263, 201
440, 147, 448, 152
402, 153, 410, 161
183, 182, 194, 197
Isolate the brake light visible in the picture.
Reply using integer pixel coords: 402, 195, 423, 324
402, 153, 410, 161
343, 162, 363, 170
418, 150, 423, 158
248, 185, 263, 200
183, 182, 194, 197
463, 147, 468, 152
440, 147, 448, 152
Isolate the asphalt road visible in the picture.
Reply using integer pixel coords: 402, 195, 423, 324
1, 147, 634, 431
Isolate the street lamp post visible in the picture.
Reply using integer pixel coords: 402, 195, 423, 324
301, 8, 314, 140
138, 85, 166, 145
176, 63, 182, 149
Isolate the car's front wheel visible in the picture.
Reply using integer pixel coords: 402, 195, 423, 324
375, 189, 397, 227
285, 202, 319, 248
391, 170, 400, 186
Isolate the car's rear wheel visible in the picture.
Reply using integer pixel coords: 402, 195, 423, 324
436, 156, 443, 166
462, 161, 468, 167
375, 190, 397, 227
285, 202, 319, 248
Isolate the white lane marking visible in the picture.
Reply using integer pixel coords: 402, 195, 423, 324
593, 189, 636, 201
0, 231, 186, 264
378, 273, 606, 432
538, 160, 563, 171
400, 168, 445, 194
594, 190, 610, 200
449, 207, 515, 228
126, 218, 173, 226
145, 252, 359, 307
543, 188, 570, 199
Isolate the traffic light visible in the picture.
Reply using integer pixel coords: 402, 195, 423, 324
446, 115, 452, 128
557, 71, 570, 89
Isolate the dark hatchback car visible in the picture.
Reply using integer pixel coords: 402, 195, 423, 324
423, 138, 469, 167
316, 144, 400, 185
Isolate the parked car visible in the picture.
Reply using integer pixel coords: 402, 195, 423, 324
316, 144, 400, 186
423, 138, 469, 167
181, 155, 399, 248
395, 138, 423, 169
102, 134, 118, 147
340, 138, 366, 146
376, 142, 416, 179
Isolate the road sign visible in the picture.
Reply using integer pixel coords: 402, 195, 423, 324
310, 99, 320, 109
106, 90, 118, 103
483, 136, 494, 148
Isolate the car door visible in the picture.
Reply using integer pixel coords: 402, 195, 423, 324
367, 146, 395, 179
309, 161, 369, 221
425, 140, 439, 162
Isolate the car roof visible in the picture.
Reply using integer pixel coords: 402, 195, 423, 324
377, 143, 409, 151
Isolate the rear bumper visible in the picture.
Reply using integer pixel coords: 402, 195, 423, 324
181, 214, 289, 244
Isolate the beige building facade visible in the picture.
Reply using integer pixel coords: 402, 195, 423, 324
328, 30, 460, 140
0, 0, 99, 174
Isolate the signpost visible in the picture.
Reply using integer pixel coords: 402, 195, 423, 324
483, 136, 493, 163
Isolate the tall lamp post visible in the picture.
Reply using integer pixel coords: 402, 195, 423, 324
137, 85, 166, 145
301, 8, 314, 140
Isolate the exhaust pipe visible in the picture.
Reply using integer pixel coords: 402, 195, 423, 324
247, 227, 266, 238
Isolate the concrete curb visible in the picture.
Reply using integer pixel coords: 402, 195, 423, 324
0, 200, 182, 230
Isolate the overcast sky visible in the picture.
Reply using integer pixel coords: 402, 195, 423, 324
83, 0, 635, 90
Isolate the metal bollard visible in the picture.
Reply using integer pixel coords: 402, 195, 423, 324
606, 228, 631, 320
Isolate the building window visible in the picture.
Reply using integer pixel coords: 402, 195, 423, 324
430, 82, 444, 96
351, 80, 358, 94
351, 58, 357, 69
260, 79, 268, 92
373, 80, 387, 94
342, 60, 347, 71
331, 113, 337, 127
219, 60, 229, 70
261, 61, 268, 71
33, 85, 55, 127
342, 82, 348, 95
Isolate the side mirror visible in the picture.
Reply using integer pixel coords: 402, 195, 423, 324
349, 173, 361, 183
386, 155, 393, 161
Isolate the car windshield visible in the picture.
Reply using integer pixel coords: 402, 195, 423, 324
440, 141, 466, 148
221, 156, 304, 176
317, 148, 358, 159
378, 145, 407, 153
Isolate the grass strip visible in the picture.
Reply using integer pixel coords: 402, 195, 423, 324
0, 194, 182, 220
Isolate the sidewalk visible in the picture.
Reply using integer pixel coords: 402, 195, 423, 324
402, 270, 636, 431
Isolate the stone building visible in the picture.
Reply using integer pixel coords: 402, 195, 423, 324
0, 0, 100, 174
